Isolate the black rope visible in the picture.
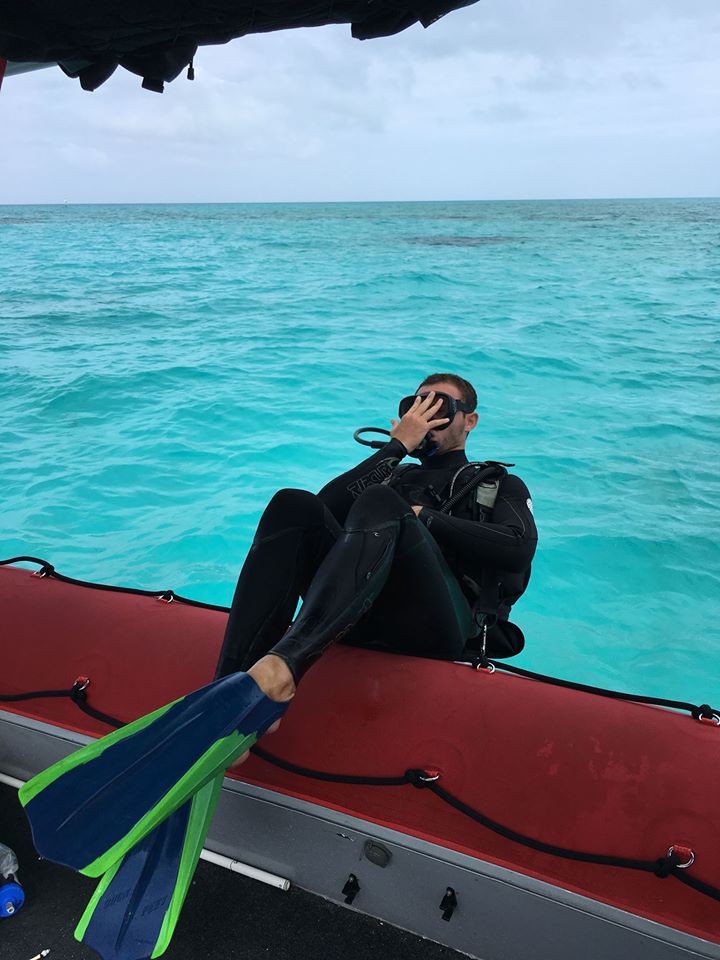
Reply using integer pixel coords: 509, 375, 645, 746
428, 779, 658, 872
0, 688, 70, 702
673, 869, 720, 902
250, 746, 410, 786
0, 556, 229, 613
0, 679, 124, 730
470, 657, 719, 722
248, 752, 720, 901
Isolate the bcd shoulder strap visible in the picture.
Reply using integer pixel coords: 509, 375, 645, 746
440, 460, 512, 516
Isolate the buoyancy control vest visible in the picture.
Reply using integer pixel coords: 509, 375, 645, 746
385, 458, 532, 658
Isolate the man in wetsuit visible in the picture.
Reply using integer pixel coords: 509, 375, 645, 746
219, 373, 537, 706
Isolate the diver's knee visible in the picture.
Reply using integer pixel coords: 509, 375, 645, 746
261, 488, 321, 527
267, 488, 316, 509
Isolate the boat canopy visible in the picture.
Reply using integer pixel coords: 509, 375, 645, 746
0, 0, 478, 92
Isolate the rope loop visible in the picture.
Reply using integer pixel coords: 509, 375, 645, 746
70, 676, 90, 703
667, 845, 695, 869
654, 855, 676, 878
653, 847, 695, 877
692, 704, 720, 725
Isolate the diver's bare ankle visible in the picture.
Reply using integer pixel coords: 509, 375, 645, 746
248, 655, 296, 702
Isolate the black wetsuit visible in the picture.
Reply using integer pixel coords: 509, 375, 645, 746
215, 438, 537, 683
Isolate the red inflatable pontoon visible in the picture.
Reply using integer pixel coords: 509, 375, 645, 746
1, 563, 719, 960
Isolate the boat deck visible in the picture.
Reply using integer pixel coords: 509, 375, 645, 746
1, 783, 464, 960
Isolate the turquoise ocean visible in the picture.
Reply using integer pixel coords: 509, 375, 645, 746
2, 199, 719, 705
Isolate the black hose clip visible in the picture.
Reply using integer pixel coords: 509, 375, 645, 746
31, 562, 55, 579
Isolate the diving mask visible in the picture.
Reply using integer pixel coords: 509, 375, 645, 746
398, 391, 473, 431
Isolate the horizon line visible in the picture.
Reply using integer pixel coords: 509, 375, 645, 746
2, 195, 719, 207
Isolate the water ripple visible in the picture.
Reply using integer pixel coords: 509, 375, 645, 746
1, 198, 719, 703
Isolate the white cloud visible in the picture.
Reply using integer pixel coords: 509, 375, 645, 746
1, 0, 718, 201
55, 142, 110, 169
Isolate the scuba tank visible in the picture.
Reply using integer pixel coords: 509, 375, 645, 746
0, 843, 24, 917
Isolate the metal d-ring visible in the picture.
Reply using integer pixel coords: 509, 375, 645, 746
701, 713, 720, 726
419, 771, 440, 783
667, 846, 695, 869
475, 661, 496, 673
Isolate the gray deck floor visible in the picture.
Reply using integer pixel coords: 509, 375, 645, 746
1, 784, 464, 960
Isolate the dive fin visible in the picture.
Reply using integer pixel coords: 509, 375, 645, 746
20, 671, 288, 876
75, 775, 223, 960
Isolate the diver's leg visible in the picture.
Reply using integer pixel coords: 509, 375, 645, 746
345, 511, 472, 660
269, 484, 471, 682
214, 489, 342, 679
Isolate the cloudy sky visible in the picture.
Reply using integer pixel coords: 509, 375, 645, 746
2, 0, 718, 203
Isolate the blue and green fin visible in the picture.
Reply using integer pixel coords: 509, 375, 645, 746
75, 774, 223, 960
19, 671, 289, 877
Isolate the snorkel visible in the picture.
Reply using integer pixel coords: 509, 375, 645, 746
353, 427, 439, 459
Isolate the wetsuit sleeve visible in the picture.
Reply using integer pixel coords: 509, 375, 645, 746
317, 438, 408, 525
419, 474, 537, 573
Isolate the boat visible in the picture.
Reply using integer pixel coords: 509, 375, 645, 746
1, 558, 719, 959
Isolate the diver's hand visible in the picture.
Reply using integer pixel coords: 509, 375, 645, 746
390, 391, 449, 453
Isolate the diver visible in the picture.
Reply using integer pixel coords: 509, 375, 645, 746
216, 373, 538, 706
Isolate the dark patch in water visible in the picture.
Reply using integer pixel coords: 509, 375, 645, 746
0, 216, 44, 225
410, 235, 524, 247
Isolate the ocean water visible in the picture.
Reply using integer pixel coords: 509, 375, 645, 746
1, 199, 719, 706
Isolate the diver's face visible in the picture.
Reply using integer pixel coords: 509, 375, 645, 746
417, 381, 478, 454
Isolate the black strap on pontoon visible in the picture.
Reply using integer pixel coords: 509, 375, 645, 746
0, 678, 125, 729
251, 748, 411, 786
2, 557, 719, 903
0, 557, 229, 611
468, 656, 720, 723
247, 752, 720, 901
